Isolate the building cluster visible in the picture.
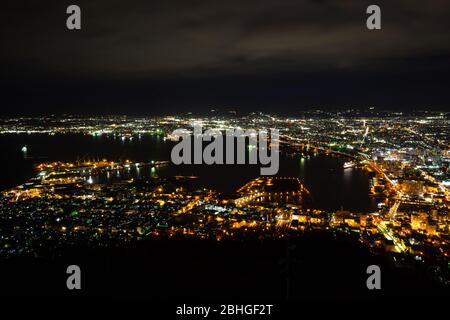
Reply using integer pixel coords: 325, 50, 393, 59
0, 110, 448, 285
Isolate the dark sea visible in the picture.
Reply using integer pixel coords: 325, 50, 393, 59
0, 133, 377, 212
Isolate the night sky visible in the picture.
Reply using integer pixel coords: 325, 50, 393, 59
1, 0, 450, 116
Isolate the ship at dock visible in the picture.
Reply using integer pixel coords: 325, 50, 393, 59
343, 161, 357, 169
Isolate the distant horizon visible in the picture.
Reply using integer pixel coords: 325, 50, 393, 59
1, 107, 449, 119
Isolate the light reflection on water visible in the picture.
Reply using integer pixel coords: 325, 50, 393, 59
0, 134, 377, 212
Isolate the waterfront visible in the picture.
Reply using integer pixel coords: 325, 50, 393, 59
0, 133, 375, 212
0, 114, 448, 299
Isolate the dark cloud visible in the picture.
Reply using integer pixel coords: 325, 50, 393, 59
1, 0, 449, 115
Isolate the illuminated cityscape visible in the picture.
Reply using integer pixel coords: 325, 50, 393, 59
0, 110, 448, 296
3, 0, 450, 315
